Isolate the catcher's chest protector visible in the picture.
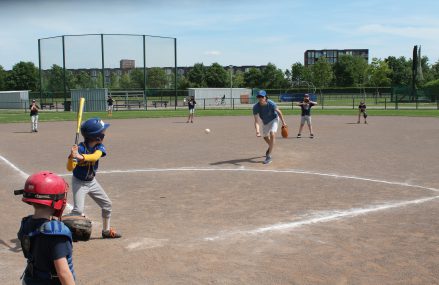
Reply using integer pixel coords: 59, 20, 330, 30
19, 217, 75, 280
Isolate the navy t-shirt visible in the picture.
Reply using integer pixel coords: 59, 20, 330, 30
73, 142, 107, 181
253, 100, 278, 125
188, 100, 196, 110
359, 104, 367, 112
300, 102, 315, 116
18, 217, 72, 285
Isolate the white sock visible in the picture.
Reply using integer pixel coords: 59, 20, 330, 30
103, 217, 110, 231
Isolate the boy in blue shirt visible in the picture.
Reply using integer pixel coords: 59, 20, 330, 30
15, 171, 76, 285
253, 90, 287, 164
67, 118, 121, 239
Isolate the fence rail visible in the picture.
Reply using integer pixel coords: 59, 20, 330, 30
3, 92, 439, 113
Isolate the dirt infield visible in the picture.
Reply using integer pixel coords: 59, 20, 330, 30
1, 115, 439, 284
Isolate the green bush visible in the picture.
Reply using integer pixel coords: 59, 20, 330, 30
423, 79, 439, 101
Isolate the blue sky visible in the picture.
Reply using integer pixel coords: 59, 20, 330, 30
1, 0, 438, 71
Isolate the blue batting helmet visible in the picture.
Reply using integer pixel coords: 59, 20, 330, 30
257, 90, 267, 97
80, 118, 109, 141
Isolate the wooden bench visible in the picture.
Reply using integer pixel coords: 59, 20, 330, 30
41, 103, 55, 110
152, 101, 168, 108
114, 100, 146, 110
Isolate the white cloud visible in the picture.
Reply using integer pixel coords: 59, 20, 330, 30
357, 24, 439, 39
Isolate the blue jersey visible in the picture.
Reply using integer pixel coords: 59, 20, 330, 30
73, 142, 107, 181
253, 99, 278, 125
18, 216, 74, 285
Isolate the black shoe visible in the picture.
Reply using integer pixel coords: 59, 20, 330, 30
310, 133, 314, 138
102, 228, 122, 239
297, 134, 301, 138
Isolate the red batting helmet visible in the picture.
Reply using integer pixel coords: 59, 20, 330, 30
17, 171, 69, 217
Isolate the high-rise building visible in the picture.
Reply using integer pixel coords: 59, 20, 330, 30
120, 59, 135, 69
304, 49, 369, 66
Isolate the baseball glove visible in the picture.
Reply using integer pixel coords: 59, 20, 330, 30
281, 125, 288, 138
61, 215, 92, 242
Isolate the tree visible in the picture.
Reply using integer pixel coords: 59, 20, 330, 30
260, 63, 289, 89
187, 63, 206, 87
146, 68, 168, 88
119, 73, 132, 89
311, 57, 333, 88
431, 60, 439, 80
130, 69, 144, 89
232, 70, 245, 88
205, 63, 228, 87
385, 56, 411, 86
46, 64, 64, 92
291, 62, 304, 82
75, 71, 94, 89
243, 67, 262, 88
177, 75, 190, 90
333, 55, 368, 87
109, 73, 120, 89
367, 58, 391, 87
0, 65, 6, 91
6, 61, 39, 91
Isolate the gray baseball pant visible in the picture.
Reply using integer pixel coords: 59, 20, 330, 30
70, 176, 112, 218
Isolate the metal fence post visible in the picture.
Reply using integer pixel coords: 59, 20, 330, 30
396, 95, 398, 110
384, 98, 387, 110
352, 96, 355, 109
203, 98, 205, 110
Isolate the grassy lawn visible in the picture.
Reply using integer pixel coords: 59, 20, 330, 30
0, 108, 438, 124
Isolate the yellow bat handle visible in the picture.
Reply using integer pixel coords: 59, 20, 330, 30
75, 97, 85, 144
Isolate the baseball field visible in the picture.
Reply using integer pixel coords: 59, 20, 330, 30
1, 115, 438, 284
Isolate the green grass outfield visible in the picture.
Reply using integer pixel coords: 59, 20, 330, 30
0, 109, 438, 124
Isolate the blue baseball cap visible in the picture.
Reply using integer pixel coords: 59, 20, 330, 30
257, 90, 267, 97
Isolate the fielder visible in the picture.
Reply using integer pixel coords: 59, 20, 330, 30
358, 101, 368, 124
67, 117, 121, 239
296, 94, 317, 138
253, 90, 287, 164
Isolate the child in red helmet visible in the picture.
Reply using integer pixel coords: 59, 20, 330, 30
66, 117, 121, 239
15, 171, 76, 285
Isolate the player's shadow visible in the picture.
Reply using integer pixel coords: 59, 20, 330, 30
13, 131, 33, 133
0, 238, 22, 253
210, 156, 262, 166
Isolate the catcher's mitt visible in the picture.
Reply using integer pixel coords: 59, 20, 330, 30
61, 215, 92, 242
281, 125, 288, 138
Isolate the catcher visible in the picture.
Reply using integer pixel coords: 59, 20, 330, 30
15, 171, 76, 285
66, 117, 121, 239
358, 101, 368, 124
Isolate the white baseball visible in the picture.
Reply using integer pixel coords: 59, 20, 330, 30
205, 128, 211, 134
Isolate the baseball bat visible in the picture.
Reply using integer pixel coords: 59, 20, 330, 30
75, 97, 85, 145
72, 98, 85, 163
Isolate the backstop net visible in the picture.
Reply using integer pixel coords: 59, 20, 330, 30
38, 34, 177, 110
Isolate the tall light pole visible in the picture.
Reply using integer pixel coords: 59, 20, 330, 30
229, 65, 233, 107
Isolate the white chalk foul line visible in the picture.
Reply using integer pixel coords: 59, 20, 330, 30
0, 155, 29, 179
204, 196, 439, 241
0, 155, 73, 212
60, 167, 439, 193
7, 163, 439, 242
